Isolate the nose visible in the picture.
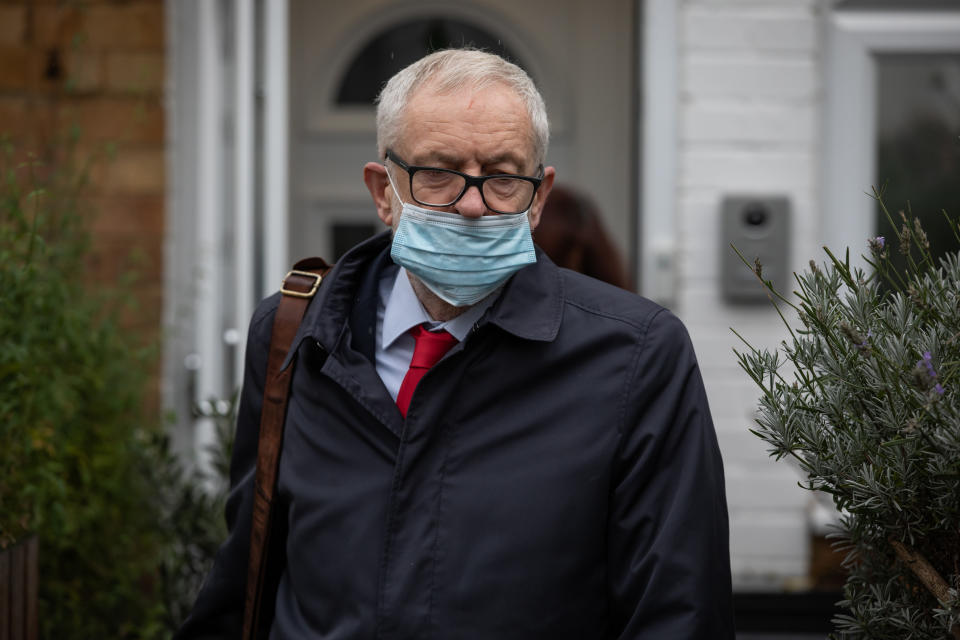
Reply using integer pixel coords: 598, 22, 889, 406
454, 185, 487, 218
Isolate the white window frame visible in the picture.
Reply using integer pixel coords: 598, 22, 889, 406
823, 9, 960, 265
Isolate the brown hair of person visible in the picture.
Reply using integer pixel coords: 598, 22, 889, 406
534, 184, 632, 290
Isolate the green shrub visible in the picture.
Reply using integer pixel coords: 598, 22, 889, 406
0, 141, 168, 638
151, 399, 234, 632
734, 191, 960, 639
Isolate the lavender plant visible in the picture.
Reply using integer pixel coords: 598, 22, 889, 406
734, 191, 960, 639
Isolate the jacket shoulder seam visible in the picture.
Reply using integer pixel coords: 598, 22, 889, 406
563, 297, 656, 333
615, 306, 668, 439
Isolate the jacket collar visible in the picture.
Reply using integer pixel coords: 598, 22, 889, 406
484, 244, 563, 342
280, 230, 564, 370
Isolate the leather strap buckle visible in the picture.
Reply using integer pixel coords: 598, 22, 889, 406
280, 270, 322, 298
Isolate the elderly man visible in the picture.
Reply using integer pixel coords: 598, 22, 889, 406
178, 48, 733, 638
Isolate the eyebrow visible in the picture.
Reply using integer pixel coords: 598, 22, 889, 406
479, 152, 527, 171
414, 151, 461, 167
414, 150, 530, 173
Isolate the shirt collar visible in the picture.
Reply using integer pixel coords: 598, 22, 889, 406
381, 267, 498, 346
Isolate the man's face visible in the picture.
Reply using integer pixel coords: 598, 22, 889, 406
365, 81, 555, 231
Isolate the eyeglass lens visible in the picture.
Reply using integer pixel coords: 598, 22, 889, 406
412, 169, 534, 213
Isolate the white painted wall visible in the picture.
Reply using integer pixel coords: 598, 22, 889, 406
674, 0, 826, 588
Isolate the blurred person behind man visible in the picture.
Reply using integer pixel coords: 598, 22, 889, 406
177, 47, 733, 639
534, 183, 632, 290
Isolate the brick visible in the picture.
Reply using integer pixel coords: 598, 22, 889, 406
88, 147, 165, 194
83, 4, 164, 50
0, 130, 43, 157
33, 3, 164, 50
32, 6, 86, 49
105, 51, 163, 94
87, 233, 163, 285
62, 50, 103, 92
85, 237, 164, 333
0, 46, 83, 95
67, 97, 164, 144
0, 6, 26, 45
0, 45, 32, 90
0, 96, 28, 137
2, 112, 58, 157
88, 193, 165, 236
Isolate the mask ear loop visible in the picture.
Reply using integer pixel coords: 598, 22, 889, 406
384, 161, 405, 204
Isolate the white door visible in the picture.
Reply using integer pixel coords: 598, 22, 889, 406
288, 0, 636, 267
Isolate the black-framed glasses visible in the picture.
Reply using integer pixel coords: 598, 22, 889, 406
385, 149, 544, 215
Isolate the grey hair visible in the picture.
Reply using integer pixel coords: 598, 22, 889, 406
375, 48, 550, 167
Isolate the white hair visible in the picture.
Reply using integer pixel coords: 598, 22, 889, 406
375, 48, 550, 167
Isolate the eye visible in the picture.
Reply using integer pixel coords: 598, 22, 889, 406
418, 169, 453, 185
486, 177, 522, 196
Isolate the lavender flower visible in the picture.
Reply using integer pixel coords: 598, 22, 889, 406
839, 322, 872, 354
919, 351, 937, 379
913, 351, 946, 396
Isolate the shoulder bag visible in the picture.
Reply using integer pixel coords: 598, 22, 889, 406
241, 257, 333, 640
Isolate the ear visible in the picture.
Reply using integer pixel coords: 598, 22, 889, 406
527, 166, 555, 231
364, 162, 395, 227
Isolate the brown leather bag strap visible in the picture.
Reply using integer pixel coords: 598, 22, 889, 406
242, 257, 332, 640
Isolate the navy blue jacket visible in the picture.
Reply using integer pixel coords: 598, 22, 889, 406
178, 231, 734, 639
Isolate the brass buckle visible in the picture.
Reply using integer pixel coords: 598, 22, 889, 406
281, 270, 322, 298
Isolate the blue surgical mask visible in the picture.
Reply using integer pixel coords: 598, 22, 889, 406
387, 178, 537, 307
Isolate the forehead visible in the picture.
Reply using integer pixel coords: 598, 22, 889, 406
398, 81, 536, 169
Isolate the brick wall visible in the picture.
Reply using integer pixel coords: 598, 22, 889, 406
675, 0, 826, 588
0, 0, 165, 373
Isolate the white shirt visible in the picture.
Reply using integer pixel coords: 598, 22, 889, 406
375, 266, 497, 401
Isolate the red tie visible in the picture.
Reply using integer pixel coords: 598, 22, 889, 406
396, 324, 458, 418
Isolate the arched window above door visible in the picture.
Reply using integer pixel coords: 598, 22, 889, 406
335, 17, 529, 106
